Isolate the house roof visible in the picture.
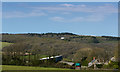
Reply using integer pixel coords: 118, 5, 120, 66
40, 55, 62, 60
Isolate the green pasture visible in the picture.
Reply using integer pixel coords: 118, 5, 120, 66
2, 65, 119, 72
2, 65, 70, 70
1, 42, 13, 48
22, 54, 48, 60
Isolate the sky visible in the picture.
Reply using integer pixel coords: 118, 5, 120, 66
2, 0, 120, 2
2, 2, 118, 36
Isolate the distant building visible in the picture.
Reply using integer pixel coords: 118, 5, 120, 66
88, 57, 103, 69
111, 56, 116, 62
24, 52, 32, 55
61, 37, 65, 40
39, 55, 63, 62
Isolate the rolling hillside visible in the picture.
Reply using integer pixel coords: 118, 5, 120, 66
1, 42, 13, 48
1, 33, 119, 62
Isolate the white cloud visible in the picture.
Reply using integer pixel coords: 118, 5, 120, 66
4, 3, 117, 21
50, 17, 65, 22
70, 17, 84, 22
47, 4, 117, 22
86, 14, 105, 22
3, 11, 46, 18
31, 6, 93, 13
60, 4, 74, 7
31, 4, 117, 14
80, 5, 86, 7
96, 4, 117, 13
62, 12, 71, 15
50, 13, 105, 22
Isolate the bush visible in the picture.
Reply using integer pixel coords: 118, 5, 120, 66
31, 60, 40, 66
103, 61, 119, 69
103, 65, 109, 69
113, 65, 119, 69
96, 64, 103, 68
55, 62, 73, 69
112, 61, 118, 65
81, 60, 89, 66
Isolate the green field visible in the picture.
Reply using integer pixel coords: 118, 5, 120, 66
22, 54, 48, 60
1, 42, 13, 48
2, 65, 119, 72
2, 65, 70, 70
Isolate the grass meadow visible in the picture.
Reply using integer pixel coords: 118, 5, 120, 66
1, 65, 119, 72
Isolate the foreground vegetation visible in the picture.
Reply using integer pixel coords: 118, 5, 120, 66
2, 65, 119, 72
2, 65, 71, 70
1, 42, 13, 48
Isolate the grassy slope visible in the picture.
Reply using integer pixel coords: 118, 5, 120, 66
1, 42, 13, 48
22, 54, 48, 60
2, 65, 117, 72
2, 65, 70, 70
0, 42, 13, 54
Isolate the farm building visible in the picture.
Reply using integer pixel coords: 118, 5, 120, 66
39, 55, 63, 62
61, 37, 65, 40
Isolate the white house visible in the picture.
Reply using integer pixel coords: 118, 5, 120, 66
61, 37, 65, 40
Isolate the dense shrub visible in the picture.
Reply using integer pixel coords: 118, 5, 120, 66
103, 61, 119, 69
96, 64, 103, 68
55, 62, 73, 69
30, 60, 41, 66
103, 65, 109, 69
81, 60, 89, 66
113, 65, 119, 69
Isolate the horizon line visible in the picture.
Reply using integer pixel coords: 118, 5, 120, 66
1, 32, 118, 37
